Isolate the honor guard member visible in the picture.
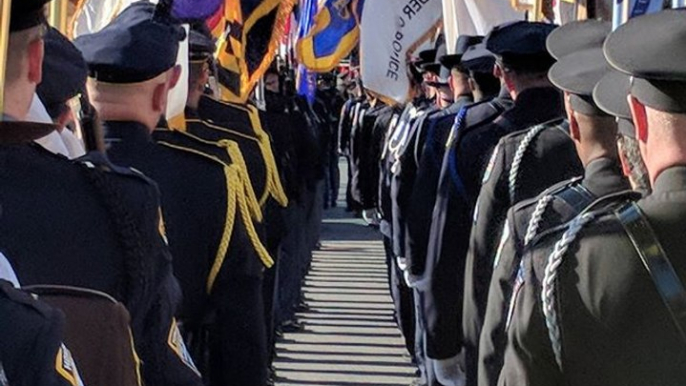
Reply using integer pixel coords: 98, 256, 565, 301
75, 4, 269, 386
400, 35, 483, 386
1, 2, 198, 386
0, 280, 85, 386
499, 10, 686, 385
405, 35, 481, 287
459, 22, 580, 384
477, 21, 635, 386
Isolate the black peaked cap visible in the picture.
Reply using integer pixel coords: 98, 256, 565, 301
75, 1, 186, 84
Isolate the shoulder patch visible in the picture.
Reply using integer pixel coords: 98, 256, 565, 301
55, 344, 84, 386
167, 319, 201, 376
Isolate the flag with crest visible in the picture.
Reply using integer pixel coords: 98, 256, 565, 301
295, 0, 364, 72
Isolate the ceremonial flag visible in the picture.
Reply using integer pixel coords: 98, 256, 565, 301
296, 0, 318, 103
295, 0, 363, 72
360, 0, 443, 104
442, 0, 523, 49
216, 0, 297, 104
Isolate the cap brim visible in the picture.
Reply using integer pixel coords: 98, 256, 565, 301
546, 20, 610, 60
548, 48, 608, 96
593, 70, 631, 119
604, 9, 686, 81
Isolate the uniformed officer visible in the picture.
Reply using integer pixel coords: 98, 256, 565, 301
477, 20, 634, 386
499, 9, 686, 385
399, 35, 483, 386
459, 22, 581, 385
0, 280, 85, 386
1, 2, 199, 385
74, 3, 269, 385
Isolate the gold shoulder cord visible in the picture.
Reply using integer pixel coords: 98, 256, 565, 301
245, 105, 289, 208
157, 142, 274, 293
172, 129, 263, 223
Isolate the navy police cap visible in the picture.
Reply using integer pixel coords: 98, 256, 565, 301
37, 27, 88, 119
605, 9, 686, 113
75, 1, 186, 84
485, 21, 557, 72
10, 0, 51, 32
439, 35, 484, 69
461, 43, 495, 73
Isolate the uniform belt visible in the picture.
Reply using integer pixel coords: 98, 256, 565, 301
616, 202, 686, 345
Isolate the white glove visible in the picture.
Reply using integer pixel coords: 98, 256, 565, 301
434, 355, 466, 386
404, 269, 420, 288
362, 209, 380, 226
396, 256, 408, 271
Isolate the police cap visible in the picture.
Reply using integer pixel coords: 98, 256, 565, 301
605, 9, 686, 113
189, 23, 215, 62
546, 20, 611, 60
485, 21, 557, 73
10, 0, 51, 32
461, 43, 495, 74
37, 27, 88, 119
439, 35, 484, 69
75, 1, 186, 84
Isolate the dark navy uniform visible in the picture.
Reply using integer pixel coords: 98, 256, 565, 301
421, 89, 513, 366
0, 123, 198, 386
354, 101, 388, 210
500, 10, 686, 385
75, 3, 268, 385
0, 280, 84, 386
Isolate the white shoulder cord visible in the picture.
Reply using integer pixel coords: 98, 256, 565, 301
541, 212, 597, 369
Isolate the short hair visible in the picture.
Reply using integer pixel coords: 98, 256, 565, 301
617, 133, 650, 193
470, 70, 500, 97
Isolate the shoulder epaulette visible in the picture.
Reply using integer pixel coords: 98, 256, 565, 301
76, 151, 156, 186
0, 281, 51, 318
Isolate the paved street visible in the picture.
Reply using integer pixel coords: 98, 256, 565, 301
274, 161, 416, 386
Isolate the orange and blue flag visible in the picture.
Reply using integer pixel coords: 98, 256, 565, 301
216, 0, 296, 103
296, 0, 364, 73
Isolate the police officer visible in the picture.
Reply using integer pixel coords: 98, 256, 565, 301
477, 20, 633, 386
74, 4, 269, 385
1, 2, 199, 386
460, 22, 578, 385
499, 9, 686, 385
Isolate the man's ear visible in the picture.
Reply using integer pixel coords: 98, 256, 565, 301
628, 95, 648, 143
27, 39, 44, 85
168, 65, 182, 89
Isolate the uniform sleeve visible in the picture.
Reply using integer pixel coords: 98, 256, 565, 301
478, 210, 522, 386
138, 261, 203, 386
498, 253, 562, 386
463, 141, 509, 378
30, 307, 85, 386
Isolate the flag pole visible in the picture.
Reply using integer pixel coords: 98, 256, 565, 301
48, 0, 69, 33
0, 0, 12, 121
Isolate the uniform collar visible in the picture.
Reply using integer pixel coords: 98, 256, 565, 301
582, 157, 631, 197
103, 121, 153, 145
0, 121, 58, 144
653, 166, 686, 193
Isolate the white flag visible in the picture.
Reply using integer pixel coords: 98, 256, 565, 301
361, 0, 443, 104
442, 0, 524, 53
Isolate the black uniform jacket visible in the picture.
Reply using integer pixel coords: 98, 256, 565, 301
462, 88, 572, 384
419, 92, 513, 361
478, 157, 629, 386
0, 121, 200, 386
0, 280, 82, 386
406, 96, 472, 278
105, 121, 269, 386
499, 166, 686, 386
